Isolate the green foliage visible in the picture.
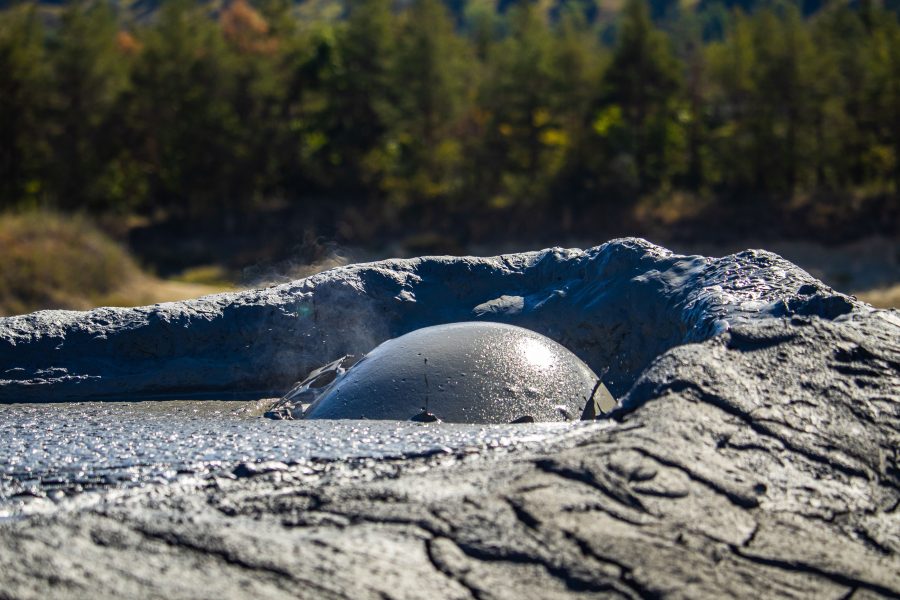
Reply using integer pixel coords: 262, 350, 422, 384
478, 4, 557, 204
310, 0, 397, 194
0, 4, 50, 210
598, 0, 683, 191
0, 0, 898, 238
131, 0, 242, 218
387, 0, 471, 207
863, 12, 900, 190
50, 1, 133, 211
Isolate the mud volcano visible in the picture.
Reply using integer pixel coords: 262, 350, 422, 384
0, 239, 897, 599
300, 322, 610, 423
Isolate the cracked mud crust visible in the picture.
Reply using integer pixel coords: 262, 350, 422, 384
0, 309, 897, 599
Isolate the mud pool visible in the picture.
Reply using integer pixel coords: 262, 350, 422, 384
0, 399, 599, 516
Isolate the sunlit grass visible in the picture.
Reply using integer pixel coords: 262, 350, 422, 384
856, 285, 900, 309
171, 264, 235, 287
0, 211, 234, 316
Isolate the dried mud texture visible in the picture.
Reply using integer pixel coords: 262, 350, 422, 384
0, 310, 897, 599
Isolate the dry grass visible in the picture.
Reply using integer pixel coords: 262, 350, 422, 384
632, 191, 716, 227
0, 212, 232, 316
855, 284, 900, 309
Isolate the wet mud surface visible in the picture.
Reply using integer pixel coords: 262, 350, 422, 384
0, 400, 591, 516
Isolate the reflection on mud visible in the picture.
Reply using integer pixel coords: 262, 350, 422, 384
0, 400, 599, 514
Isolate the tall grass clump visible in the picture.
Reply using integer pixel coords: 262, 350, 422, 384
0, 211, 141, 315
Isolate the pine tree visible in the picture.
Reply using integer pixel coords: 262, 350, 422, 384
599, 0, 683, 191
751, 5, 818, 194
706, 10, 759, 193
49, 1, 132, 211
476, 3, 558, 207
130, 0, 240, 219
463, 0, 498, 61
807, 4, 860, 191
220, 0, 285, 212
317, 0, 397, 193
0, 4, 50, 209
388, 0, 471, 207
544, 4, 607, 217
861, 10, 900, 192
669, 9, 709, 191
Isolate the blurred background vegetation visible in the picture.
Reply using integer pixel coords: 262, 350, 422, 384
0, 0, 898, 314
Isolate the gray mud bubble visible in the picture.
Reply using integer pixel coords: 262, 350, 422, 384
300, 322, 614, 423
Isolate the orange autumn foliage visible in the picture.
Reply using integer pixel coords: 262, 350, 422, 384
220, 0, 278, 54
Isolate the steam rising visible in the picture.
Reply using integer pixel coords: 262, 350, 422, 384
240, 232, 361, 288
